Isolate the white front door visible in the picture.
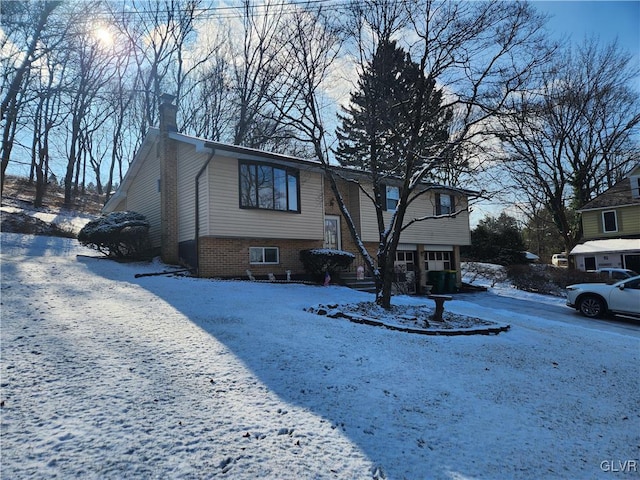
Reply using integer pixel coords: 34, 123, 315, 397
324, 215, 341, 250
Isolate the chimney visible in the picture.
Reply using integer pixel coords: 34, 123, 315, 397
159, 93, 179, 264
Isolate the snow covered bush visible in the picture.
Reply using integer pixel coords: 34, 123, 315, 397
300, 249, 355, 281
78, 211, 151, 259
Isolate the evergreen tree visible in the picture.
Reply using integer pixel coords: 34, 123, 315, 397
333, 39, 457, 307
335, 40, 452, 179
463, 213, 527, 265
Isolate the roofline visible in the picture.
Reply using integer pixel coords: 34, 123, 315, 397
103, 129, 160, 212
169, 130, 476, 194
169, 131, 323, 169
328, 163, 480, 197
577, 202, 640, 213
103, 128, 478, 213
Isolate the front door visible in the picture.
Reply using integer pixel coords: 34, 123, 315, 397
324, 215, 341, 250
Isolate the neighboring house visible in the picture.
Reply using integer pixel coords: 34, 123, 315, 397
103, 96, 474, 292
570, 164, 640, 273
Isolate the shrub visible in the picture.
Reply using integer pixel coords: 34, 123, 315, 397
300, 248, 355, 282
78, 211, 151, 259
505, 264, 605, 295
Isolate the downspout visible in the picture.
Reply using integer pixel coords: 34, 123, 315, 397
195, 144, 216, 276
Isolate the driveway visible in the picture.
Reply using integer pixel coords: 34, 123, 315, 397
456, 290, 640, 337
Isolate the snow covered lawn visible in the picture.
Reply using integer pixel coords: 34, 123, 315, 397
1, 233, 638, 479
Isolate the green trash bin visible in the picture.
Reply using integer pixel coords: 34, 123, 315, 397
427, 270, 446, 294
445, 270, 458, 293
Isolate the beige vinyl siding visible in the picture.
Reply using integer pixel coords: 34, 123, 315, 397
358, 188, 471, 245
176, 144, 209, 242
124, 145, 161, 247
206, 156, 324, 240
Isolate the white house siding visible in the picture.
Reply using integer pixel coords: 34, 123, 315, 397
205, 156, 324, 240
358, 189, 471, 245
124, 145, 162, 247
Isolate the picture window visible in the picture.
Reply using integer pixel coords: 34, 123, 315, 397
239, 161, 300, 212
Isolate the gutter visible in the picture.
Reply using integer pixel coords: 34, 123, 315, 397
195, 144, 216, 276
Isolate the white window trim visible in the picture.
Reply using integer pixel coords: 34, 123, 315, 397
602, 210, 618, 233
249, 246, 280, 265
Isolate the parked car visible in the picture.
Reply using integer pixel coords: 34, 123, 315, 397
566, 275, 640, 318
591, 268, 639, 281
552, 253, 568, 267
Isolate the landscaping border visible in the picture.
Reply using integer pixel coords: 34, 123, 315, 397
306, 306, 511, 336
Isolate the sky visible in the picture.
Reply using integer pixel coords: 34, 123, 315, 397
4, 0, 639, 225
470, 0, 640, 223
533, 1, 640, 78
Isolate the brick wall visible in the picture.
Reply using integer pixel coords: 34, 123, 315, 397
198, 237, 323, 278
159, 99, 179, 264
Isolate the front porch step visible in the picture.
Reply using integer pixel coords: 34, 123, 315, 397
340, 273, 377, 293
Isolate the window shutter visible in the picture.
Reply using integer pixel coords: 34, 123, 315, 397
450, 194, 455, 213
435, 193, 442, 215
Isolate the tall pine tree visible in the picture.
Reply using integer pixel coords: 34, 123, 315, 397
335, 40, 452, 180
333, 39, 457, 308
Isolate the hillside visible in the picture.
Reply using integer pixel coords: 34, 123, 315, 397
1, 176, 105, 236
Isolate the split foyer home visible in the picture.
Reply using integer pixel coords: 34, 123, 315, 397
570, 164, 640, 273
103, 96, 474, 292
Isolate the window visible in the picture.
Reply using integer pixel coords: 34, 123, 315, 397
425, 251, 451, 271
239, 161, 299, 212
631, 176, 640, 199
324, 216, 341, 250
584, 256, 596, 271
602, 210, 618, 233
435, 193, 455, 216
386, 186, 399, 211
249, 247, 279, 264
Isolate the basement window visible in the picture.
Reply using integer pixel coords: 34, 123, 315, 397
249, 247, 279, 265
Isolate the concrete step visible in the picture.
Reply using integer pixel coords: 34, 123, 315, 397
340, 273, 377, 293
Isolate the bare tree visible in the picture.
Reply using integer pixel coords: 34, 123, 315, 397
496, 39, 640, 254
273, 0, 551, 308
1, 0, 62, 194
61, 4, 120, 205
29, 45, 68, 207
229, 0, 292, 149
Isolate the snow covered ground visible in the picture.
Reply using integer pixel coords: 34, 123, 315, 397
1, 233, 639, 479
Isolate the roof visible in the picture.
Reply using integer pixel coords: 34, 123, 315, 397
103, 127, 478, 212
579, 169, 640, 211
569, 238, 640, 256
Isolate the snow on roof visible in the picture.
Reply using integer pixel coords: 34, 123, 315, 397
569, 238, 640, 255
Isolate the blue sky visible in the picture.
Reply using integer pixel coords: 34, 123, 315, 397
469, 0, 640, 223
532, 1, 639, 70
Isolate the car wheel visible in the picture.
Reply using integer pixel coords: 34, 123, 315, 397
578, 295, 606, 318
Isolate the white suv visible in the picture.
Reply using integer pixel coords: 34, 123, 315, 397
566, 276, 640, 318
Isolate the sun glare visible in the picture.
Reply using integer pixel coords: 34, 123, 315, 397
94, 26, 114, 47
